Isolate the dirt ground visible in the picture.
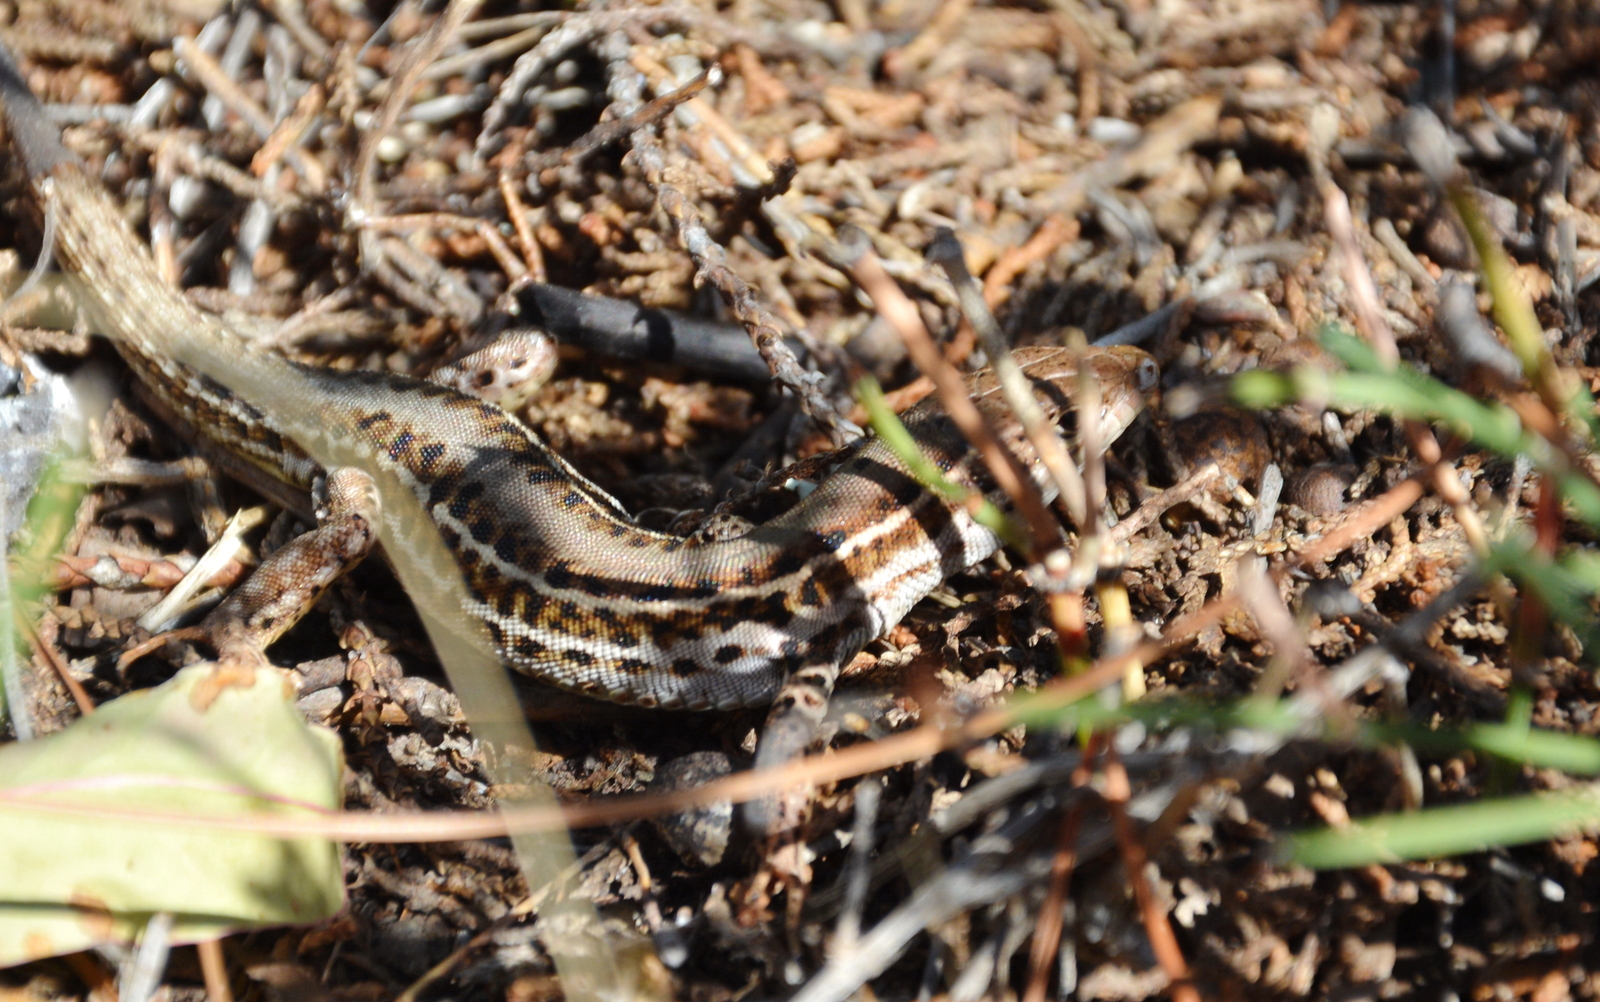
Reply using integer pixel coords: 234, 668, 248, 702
5, 0, 1600, 999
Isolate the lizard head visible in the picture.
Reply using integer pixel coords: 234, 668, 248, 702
968, 343, 1158, 456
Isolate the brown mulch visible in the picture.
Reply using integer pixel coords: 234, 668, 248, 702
5, 0, 1600, 999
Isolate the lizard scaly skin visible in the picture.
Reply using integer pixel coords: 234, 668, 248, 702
0, 50, 1154, 765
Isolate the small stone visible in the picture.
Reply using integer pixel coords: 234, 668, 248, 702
1286, 463, 1358, 515
374, 134, 408, 164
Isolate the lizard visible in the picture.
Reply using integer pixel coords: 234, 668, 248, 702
0, 44, 1156, 800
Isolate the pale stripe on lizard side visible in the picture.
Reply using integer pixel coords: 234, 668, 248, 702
123, 339, 1153, 712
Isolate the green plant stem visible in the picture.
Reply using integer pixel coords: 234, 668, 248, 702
857, 376, 1032, 551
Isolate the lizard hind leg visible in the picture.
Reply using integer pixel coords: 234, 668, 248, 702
197, 466, 382, 665
743, 659, 844, 834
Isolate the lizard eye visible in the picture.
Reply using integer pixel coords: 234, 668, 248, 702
1134, 357, 1159, 392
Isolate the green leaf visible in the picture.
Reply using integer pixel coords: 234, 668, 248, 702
1478, 539, 1600, 654
5, 456, 87, 737
0, 663, 344, 966
1368, 720, 1600, 774
969, 685, 1600, 867
1283, 787, 1600, 868
1230, 369, 1298, 410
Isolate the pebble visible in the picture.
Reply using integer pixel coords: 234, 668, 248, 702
1285, 463, 1358, 515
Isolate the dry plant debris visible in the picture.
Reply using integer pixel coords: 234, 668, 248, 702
3, 0, 1600, 999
